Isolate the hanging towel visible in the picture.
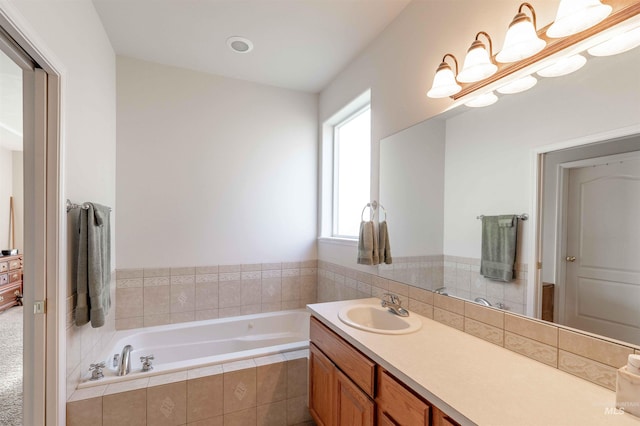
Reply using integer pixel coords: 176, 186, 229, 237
480, 215, 518, 282
378, 220, 392, 264
357, 221, 379, 265
76, 203, 111, 328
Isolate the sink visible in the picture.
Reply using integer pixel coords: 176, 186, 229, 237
338, 304, 422, 335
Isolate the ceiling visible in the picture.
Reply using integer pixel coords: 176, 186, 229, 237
0, 50, 22, 152
92, 0, 411, 93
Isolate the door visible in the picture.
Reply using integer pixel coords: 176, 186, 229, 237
564, 155, 640, 343
335, 369, 374, 426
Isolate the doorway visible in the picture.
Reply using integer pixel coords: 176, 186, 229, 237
0, 46, 25, 426
0, 18, 62, 425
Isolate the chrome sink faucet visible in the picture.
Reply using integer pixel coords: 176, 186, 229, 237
381, 293, 409, 317
117, 345, 133, 376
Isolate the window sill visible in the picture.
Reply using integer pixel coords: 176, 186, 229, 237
318, 237, 358, 247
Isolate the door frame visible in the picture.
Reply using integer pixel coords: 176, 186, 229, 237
555, 151, 640, 325
0, 5, 63, 425
528, 124, 640, 320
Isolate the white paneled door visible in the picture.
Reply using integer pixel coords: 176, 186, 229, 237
565, 154, 640, 343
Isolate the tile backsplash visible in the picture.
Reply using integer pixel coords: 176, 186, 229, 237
115, 261, 318, 330
317, 259, 640, 391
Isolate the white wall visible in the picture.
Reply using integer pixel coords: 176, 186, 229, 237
0, 146, 11, 248
116, 56, 318, 268
12, 150, 22, 253
380, 117, 445, 257
443, 48, 640, 260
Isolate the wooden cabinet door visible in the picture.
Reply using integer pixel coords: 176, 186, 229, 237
376, 368, 429, 426
432, 406, 460, 426
377, 409, 400, 426
310, 344, 336, 426
336, 369, 374, 426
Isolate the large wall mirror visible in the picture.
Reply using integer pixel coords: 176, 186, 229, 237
379, 46, 640, 346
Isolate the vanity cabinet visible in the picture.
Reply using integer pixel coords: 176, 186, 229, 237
309, 316, 460, 426
0, 254, 23, 312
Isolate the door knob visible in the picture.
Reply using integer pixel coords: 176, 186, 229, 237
566, 256, 576, 262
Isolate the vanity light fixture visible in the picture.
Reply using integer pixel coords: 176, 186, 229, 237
547, 0, 612, 38
496, 3, 546, 63
587, 25, 640, 56
496, 75, 538, 94
427, 54, 462, 98
464, 91, 498, 108
537, 54, 587, 77
457, 32, 498, 83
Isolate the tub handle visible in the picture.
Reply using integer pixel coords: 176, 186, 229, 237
112, 354, 120, 368
140, 355, 154, 372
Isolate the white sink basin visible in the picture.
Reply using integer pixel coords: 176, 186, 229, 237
338, 304, 422, 335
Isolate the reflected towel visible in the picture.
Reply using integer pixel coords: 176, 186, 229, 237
357, 221, 379, 265
76, 203, 112, 328
480, 215, 518, 282
378, 220, 392, 264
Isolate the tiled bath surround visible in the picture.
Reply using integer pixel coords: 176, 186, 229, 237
115, 261, 318, 330
66, 350, 313, 426
317, 260, 640, 391
66, 273, 117, 402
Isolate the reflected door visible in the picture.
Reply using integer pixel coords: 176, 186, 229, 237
565, 156, 640, 343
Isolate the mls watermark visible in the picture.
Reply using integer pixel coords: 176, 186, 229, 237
604, 402, 640, 415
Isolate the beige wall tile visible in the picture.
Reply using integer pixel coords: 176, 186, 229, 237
117, 278, 143, 289
67, 397, 102, 426
242, 304, 262, 315
144, 313, 171, 327
242, 280, 262, 305
257, 400, 287, 426
262, 302, 282, 313
262, 278, 282, 303
171, 267, 196, 276
464, 318, 504, 346
464, 302, 504, 329
262, 263, 282, 271
219, 264, 242, 273
188, 416, 223, 426
504, 314, 558, 347
147, 381, 187, 426
408, 299, 433, 319
196, 265, 219, 275
242, 264, 262, 272
219, 281, 242, 308
144, 285, 171, 315
195, 309, 219, 321
257, 362, 287, 405
433, 294, 465, 315
282, 276, 301, 302
287, 358, 307, 399
188, 375, 224, 423
172, 275, 196, 285
282, 261, 301, 269
408, 286, 433, 304
116, 317, 144, 330
433, 307, 464, 331
144, 267, 170, 278
286, 396, 312, 424
224, 407, 257, 426
558, 329, 633, 368
558, 350, 617, 391
504, 331, 558, 368
224, 367, 257, 414
103, 389, 146, 426
388, 281, 409, 296
195, 282, 219, 310
171, 311, 195, 324
116, 268, 144, 279
171, 282, 196, 313
196, 273, 219, 283
144, 276, 171, 287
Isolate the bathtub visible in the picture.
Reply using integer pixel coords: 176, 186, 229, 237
78, 309, 310, 388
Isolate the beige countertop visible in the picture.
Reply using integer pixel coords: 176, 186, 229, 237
307, 298, 640, 426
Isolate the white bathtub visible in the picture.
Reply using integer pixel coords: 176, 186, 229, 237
79, 309, 310, 388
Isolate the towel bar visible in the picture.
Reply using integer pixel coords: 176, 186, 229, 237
66, 199, 112, 213
360, 201, 387, 221
476, 213, 528, 220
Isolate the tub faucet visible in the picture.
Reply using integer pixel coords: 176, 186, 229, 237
117, 345, 133, 376
474, 297, 492, 307
381, 293, 409, 317
434, 287, 448, 295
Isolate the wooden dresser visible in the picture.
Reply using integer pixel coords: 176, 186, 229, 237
0, 254, 23, 312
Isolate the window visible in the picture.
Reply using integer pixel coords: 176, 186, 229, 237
332, 105, 371, 238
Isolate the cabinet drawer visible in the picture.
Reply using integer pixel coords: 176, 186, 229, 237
376, 368, 429, 426
0, 262, 7, 273
8, 270, 21, 283
310, 317, 376, 397
0, 282, 21, 310
0, 273, 8, 286
9, 259, 21, 270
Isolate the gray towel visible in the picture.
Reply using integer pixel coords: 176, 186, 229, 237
76, 203, 111, 328
480, 215, 518, 282
357, 221, 379, 265
378, 220, 392, 264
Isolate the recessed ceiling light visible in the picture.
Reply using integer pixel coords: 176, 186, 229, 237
227, 36, 254, 54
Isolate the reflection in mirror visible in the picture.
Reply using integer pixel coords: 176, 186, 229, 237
378, 46, 640, 344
